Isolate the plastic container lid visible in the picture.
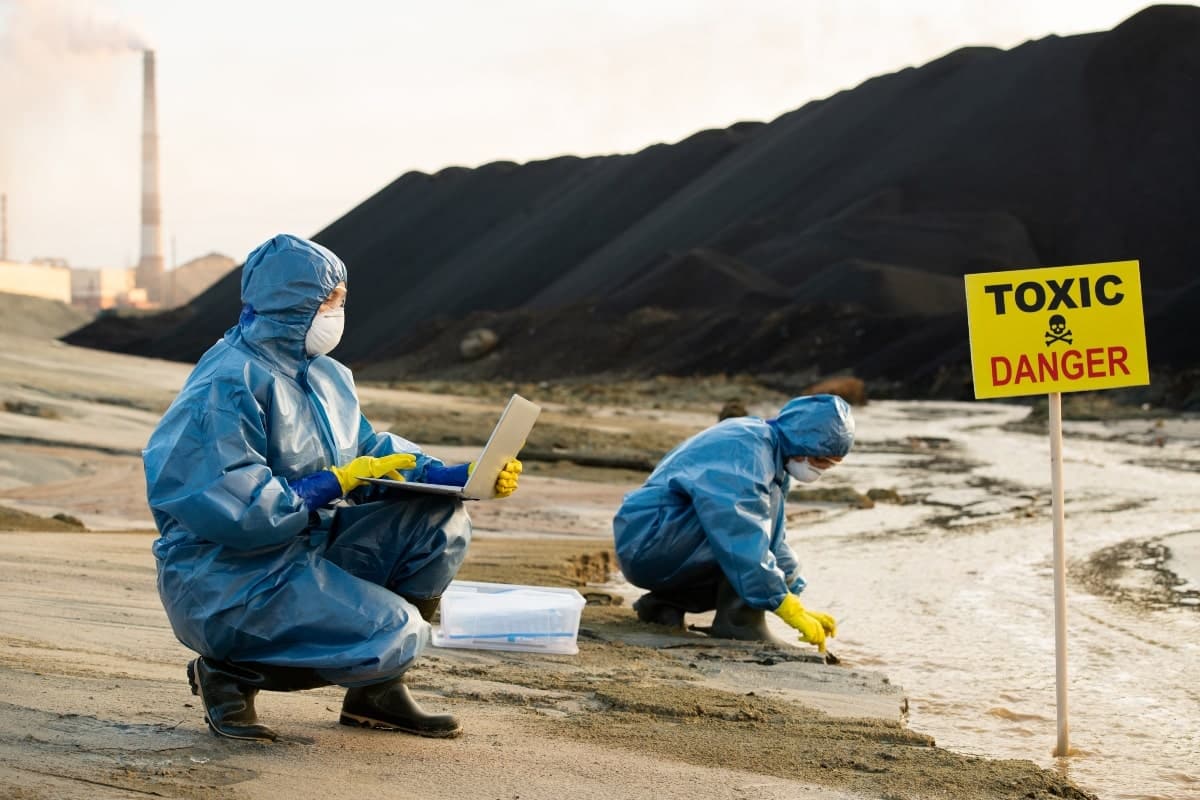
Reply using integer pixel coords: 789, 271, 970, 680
432, 580, 586, 654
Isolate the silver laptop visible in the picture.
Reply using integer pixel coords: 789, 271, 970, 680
362, 394, 541, 500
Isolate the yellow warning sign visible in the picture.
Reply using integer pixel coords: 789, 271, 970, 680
964, 261, 1150, 399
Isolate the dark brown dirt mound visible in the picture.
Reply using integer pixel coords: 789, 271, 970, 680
353, 301, 960, 389
790, 258, 966, 314
602, 247, 789, 312
63, 5, 1200, 408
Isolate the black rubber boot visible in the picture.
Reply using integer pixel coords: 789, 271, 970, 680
632, 592, 687, 629
699, 578, 786, 644
340, 678, 462, 738
187, 657, 278, 742
407, 595, 442, 623
187, 657, 329, 742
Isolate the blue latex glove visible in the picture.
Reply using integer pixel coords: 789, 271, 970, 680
289, 470, 343, 511
290, 453, 418, 511
423, 463, 470, 487
424, 461, 521, 497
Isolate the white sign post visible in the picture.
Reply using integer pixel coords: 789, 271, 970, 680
1049, 392, 1068, 755
964, 261, 1150, 757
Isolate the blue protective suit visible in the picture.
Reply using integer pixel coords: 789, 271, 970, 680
144, 234, 469, 686
613, 395, 854, 612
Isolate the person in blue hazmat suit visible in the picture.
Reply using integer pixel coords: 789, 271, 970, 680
612, 395, 853, 651
143, 234, 521, 743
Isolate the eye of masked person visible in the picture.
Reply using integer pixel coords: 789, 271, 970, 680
804, 455, 842, 471
319, 283, 347, 314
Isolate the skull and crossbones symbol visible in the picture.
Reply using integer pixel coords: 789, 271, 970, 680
1044, 314, 1072, 346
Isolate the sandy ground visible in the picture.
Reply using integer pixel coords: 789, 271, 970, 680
0, 531, 1092, 800
0, 336, 1103, 799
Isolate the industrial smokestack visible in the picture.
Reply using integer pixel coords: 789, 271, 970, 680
135, 49, 164, 303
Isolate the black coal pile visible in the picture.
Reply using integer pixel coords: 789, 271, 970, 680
65, 5, 1200, 406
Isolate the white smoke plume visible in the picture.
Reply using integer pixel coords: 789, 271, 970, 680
0, 0, 149, 261
0, 0, 147, 56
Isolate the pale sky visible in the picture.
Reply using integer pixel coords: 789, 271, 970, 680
0, 0, 1170, 268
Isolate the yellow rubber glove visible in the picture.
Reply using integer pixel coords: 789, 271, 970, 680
804, 607, 837, 639
774, 593, 837, 653
493, 458, 522, 498
328, 453, 418, 494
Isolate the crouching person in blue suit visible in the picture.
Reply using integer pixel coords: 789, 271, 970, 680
144, 234, 520, 742
613, 395, 854, 651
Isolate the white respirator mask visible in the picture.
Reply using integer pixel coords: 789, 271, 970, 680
305, 307, 345, 357
787, 458, 824, 484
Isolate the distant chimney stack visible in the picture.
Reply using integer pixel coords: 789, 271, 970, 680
135, 49, 164, 303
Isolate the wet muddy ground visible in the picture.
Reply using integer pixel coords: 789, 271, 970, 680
0, 531, 1094, 800
4, 336, 1199, 798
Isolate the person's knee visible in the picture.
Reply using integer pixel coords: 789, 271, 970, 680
413, 496, 471, 538
354, 495, 472, 555
324, 616, 430, 687
616, 550, 668, 591
424, 498, 471, 563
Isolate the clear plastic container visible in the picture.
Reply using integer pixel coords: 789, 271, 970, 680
431, 580, 586, 654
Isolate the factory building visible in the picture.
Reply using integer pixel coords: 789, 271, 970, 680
1, 51, 235, 314
0, 259, 72, 305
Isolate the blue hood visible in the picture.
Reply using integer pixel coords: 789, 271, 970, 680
768, 395, 855, 458
235, 234, 347, 369
144, 233, 459, 684
612, 394, 857, 611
